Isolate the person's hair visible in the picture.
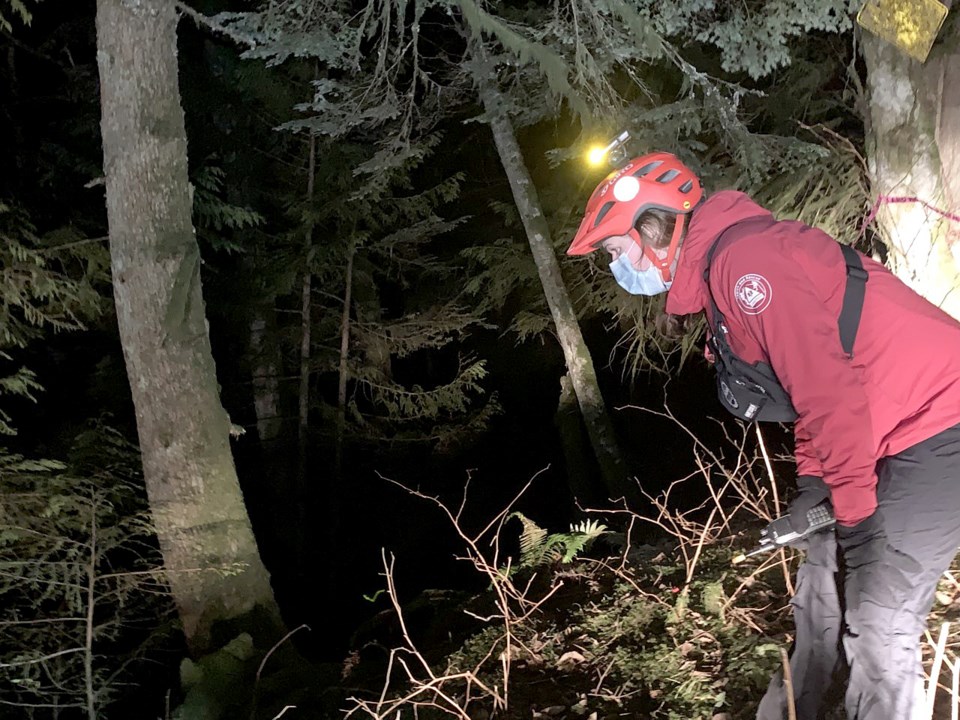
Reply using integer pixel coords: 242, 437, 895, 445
640, 207, 695, 339
655, 312, 698, 339
634, 208, 678, 249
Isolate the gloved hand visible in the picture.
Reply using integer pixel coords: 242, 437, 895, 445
787, 475, 831, 534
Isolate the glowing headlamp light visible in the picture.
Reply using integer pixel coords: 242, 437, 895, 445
585, 130, 630, 168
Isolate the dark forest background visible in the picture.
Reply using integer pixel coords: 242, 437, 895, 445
1, 0, 958, 717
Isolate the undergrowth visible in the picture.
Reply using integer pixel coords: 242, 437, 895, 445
342, 421, 960, 720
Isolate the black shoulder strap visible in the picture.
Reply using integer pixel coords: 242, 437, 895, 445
703, 218, 869, 358
838, 244, 868, 357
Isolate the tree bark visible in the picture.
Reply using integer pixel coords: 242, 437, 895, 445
249, 299, 283, 444
335, 245, 355, 482
293, 133, 317, 578
862, 18, 960, 317
554, 374, 600, 509
477, 80, 634, 506
298, 134, 317, 471
95, 0, 282, 655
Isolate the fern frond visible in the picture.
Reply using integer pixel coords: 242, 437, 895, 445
509, 512, 549, 568
507, 513, 609, 570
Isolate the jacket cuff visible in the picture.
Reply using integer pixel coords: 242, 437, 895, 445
830, 483, 878, 527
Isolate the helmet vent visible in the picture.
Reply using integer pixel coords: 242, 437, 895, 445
655, 169, 680, 184
633, 161, 662, 178
594, 201, 615, 227
679, 180, 694, 194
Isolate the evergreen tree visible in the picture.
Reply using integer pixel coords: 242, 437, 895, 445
0, 425, 174, 719
94, 0, 284, 655
204, 0, 645, 504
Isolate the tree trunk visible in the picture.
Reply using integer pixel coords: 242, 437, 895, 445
249, 299, 283, 444
477, 80, 634, 506
334, 245, 355, 482
95, 0, 282, 655
294, 134, 317, 579
862, 18, 960, 317
298, 134, 317, 475
554, 374, 600, 510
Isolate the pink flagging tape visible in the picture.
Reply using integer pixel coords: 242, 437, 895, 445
858, 195, 960, 240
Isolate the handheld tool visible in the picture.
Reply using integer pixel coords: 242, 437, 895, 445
732, 503, 835, 564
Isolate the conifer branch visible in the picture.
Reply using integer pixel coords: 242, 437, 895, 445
174, 2, 257, 47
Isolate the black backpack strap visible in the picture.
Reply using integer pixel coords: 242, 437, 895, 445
838, 244, 868, 358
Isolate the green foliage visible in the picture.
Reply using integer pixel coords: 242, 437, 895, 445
279, 134, 500, 454
457, 0, 590, 119
632, 0, 856, 80
192, 162, 265, 252
0, 203, 106, 432
0, 0, 32, 32
509, 512, 608, 569
0, 423, 174, 714
355, 357, 489, 421
174, 27, 498, 460
565, 550, 785, 717
440, 542, 790, 719
460, 238, 539, 318
212, 2, 358, 69
0, 203, 103, 349
0, 360, 43, 435
218, 0, 654, 139
752, 127, 872, 246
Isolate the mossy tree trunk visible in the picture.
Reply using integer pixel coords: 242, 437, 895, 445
862, 19, 960, 317
477, 80, 634, 506
95, 0, 283, 655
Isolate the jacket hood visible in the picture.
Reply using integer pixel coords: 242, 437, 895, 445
664, 190, 773, 316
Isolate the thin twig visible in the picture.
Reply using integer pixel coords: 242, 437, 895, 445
780, 646, 797, 720
756, 427, 794, 596
951, 653, 958, 720
928, 622, 951, 718
250, 624, 311, 720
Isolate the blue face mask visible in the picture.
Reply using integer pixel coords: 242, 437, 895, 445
609, 253, 672, 296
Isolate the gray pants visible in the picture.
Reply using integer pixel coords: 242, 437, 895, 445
757, 423, 960, 719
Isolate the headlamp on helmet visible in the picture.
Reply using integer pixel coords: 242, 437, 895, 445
585, 130, 631, 169
566, 151, 703, 259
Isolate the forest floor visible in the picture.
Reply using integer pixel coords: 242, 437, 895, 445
318, 529, 960, 720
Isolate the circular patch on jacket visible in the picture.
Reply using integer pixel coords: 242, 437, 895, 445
734, 274, 772, 315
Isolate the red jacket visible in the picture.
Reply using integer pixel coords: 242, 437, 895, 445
665, 191, 960, 525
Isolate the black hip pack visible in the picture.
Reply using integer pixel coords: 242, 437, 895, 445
704, 217, 868, 423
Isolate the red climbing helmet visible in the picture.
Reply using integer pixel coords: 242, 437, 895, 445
566, 152, 703, 257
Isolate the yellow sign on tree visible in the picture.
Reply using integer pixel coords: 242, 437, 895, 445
857, 0, 949, 62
